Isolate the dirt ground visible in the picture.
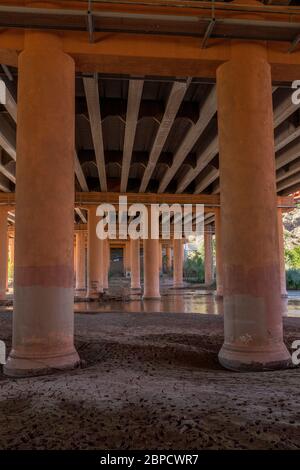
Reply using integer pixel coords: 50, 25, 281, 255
0, 310, 299, 450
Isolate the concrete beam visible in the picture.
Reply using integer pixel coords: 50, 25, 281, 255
158, 86, 217, 193
139, 81, 187, 192
83, 76, 107, 191
120, 79, 144, 192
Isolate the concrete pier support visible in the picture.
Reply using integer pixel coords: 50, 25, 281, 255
173, 239, 184, 288
75, 231, 86, 291
143, 221, 160, 299
130, 238, 141, 290
215, 208, 223, 298
87, 207, 103, 297
277, 209, 288, 298
8, 233, 14, 287
217, 42, 291, 371
124, 241, 131, 277
0, 208, 8, 299
103, 238, 109, 290
204, 226, 213, 286
4, 32, 80, 376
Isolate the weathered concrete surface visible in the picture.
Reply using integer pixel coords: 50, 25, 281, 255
0, 311, 299, 450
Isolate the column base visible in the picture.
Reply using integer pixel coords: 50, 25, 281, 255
218, 343, 292, 372
131, 286, 141, 291
4, 349, 80, 377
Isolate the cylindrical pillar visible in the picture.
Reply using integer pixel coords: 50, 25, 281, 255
173, 239, 184, 288
87, 206, 104, 297
143, 215, 160, 299
0, 209, 8, 299
277, 209, 288, 298
75, 231, 86, 290
217, 42, 291, 371
5, 31, 80, 376
204, 225, 213, 286
103, 238, 109, 290
215, 209, 223, 297
130, 238, 141, 289
8, 233, 14, 287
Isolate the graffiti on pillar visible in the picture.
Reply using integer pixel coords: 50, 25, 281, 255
0, 340, 6, 365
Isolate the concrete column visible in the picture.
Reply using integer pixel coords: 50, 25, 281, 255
277, 209, 288, 298
75, 231, 86, 290
87, 206, 104, 297
103, 238, 109, 290
173, 239, 184, 288
5, 31, 79, 376
204, 226, 213, 286
0, 209, 8, 299
166, 246, 172, 272
8, 234, 14, 286
217, 42, 291, 371
143, 214, 160, 299
215, 209, 223, 297
130, 238, 141, 289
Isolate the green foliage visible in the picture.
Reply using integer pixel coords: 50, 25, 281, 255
286, 269, 300, 290
183, 250, 205, 283
285, 246, 300, 269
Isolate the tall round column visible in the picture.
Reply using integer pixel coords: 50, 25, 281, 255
75, 231, 86, 291
143, 217, 160, 299
173, 239, 184, 288
87, 206, 104, 297
204, 225, 213, 286
215, 209, 223, 297
103, 238, 109, 290
8, 233, 14, 287
4, 32, 80, 376
217, 42, 291, 371
277, 209, 288, 298
0, 208, 8, 299
130, 238, 141, 290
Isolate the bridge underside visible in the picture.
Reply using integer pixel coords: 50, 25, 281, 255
0, 0, 299, 376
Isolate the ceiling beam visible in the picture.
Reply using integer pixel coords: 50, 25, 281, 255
75, 207, 87, 223
139, 81, 187, 193
176, 135, 218, 193
194, 165, 219, 194
273, 90, 300, 129
74, 150, 88, 191
158, 86, 217, 193
83, 76, 107, 191
0, 115, 16, 160
120, 79, 143, 192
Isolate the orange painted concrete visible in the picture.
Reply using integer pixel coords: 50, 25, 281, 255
75, 231, 86, 290
173, 239, 184, 288
217, 42, 291, 371
4, 31, 79, 376
215, 208, 223, 297
103, 238, 109, 290
166, 246, 172, 272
